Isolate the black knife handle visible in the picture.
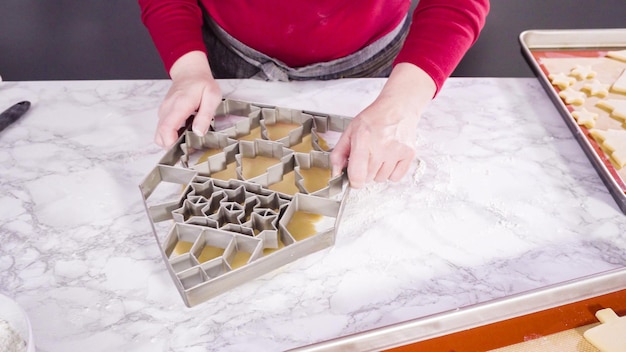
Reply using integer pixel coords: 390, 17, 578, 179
0, 101, 31, 132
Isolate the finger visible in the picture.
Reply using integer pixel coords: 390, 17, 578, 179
156, 97, 197, 148
330, 128, 351, 177
156, 112, 190, 148
389, 158, 412, 182
374, 160, 396, 183
154, 132, 165, 148
367, 150, 385, 182
346, 138, 371, 189
192, 89, 221, 136
156, 127, 181, 149
156, 117, 189, 148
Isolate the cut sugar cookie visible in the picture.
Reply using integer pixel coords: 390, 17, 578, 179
569, 64, 596, 80
611, 68, 626, 94
596, 99, 626, 122
589, 128, 626, 168
571, 108, 598, 128
549, 72, 576, 90
558, 87, 585, 105
583, 308, 626, 352
606, 49, 626, 62
582, 79, 610, 98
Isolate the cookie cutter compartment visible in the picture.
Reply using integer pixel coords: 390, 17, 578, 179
139, 164, 197, 242
180, 131, 238, 173
161, 193, 343, 307
278, 192, 343, 246
519, 28, 626, 214
307, 111, 353, 151
237, 138, 293, 183
172, 176, 289, 227
212, 99, 262, 133
214, 101, 263, 141
259, 106, 315, 149
294, 151, 343, 198
176, 105, 346, 199
140, 166, 345, 306
140, 99, 352, 306
215, 99, 348, 152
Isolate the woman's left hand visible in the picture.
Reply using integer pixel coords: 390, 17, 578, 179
330, 63, 437, 188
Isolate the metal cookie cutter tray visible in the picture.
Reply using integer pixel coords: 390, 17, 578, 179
519, 28, 626, 214
139, 99, 350, 307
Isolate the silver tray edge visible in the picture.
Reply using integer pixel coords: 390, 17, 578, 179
292, 266, 626, 351
518, 29, 626, 214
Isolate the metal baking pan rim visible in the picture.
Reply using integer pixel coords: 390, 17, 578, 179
530, 66, 626, 213
291, 266, 626, 352
520, 28, 626, 49
518, 29, 626, 214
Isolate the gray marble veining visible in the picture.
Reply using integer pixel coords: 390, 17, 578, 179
0, 78, 624, 351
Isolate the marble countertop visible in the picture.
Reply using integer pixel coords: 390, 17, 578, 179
1, 78, 624, 352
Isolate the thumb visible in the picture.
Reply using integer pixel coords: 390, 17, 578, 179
330, 131, 351, 177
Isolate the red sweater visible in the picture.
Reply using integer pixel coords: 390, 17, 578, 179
139, 0, 489, 91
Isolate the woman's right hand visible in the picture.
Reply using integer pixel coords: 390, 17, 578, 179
155, 51, 223, 148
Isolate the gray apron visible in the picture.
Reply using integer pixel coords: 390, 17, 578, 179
201, 10, 411, 81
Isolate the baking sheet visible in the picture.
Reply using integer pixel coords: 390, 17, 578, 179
518, 28, 626, 214
291, 267, 626, 351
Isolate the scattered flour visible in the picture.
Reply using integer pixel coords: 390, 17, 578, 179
338, 158, 426, 239
0, 319, 25, 352
412, 157, 426, 184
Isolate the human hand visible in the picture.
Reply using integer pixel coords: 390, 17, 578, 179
155, 51, 222, 148
330, 63, 436, 188
330, 97, 420, 188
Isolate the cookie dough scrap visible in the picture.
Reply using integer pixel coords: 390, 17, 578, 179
589, 128, 626, 168
607, 49, 626, 62
584, 308, 626, 352
611, 68, 626, 94
572, 108, 598, 128
569, 64, 596, 80
596, 99, 626, 122
559, 87, 585, 105
582, 79, 610, 98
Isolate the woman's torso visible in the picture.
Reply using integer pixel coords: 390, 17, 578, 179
202, 0, 410, 67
